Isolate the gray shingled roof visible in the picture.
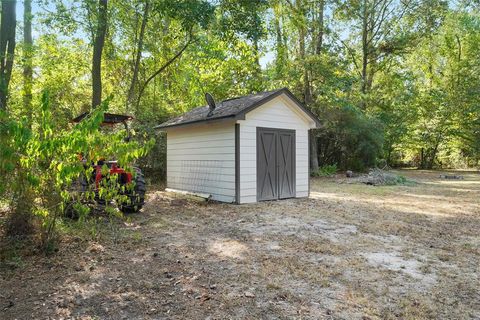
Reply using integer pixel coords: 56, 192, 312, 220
155, 88, 320, 129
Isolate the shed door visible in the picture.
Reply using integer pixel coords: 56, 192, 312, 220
257, 128, 295, 201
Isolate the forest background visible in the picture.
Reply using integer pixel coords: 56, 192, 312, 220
2, 0, 479, 178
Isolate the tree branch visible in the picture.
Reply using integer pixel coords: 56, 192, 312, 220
335, 35, 362, 78
127, 0, 149, 111
136, 33, 194, 109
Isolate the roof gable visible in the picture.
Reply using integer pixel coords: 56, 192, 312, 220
155, 88, 321, 129
244, 94, 317, 128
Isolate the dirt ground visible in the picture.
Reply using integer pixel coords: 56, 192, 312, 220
1, 169, 479, 319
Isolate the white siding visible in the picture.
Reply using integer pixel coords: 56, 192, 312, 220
166, 122, 236, 202
237, 95, 313, 203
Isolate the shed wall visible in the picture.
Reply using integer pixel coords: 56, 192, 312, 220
237, 96, 310, 203
166, 122, 236, 202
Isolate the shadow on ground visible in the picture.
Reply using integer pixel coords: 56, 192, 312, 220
1, 170, 479, 319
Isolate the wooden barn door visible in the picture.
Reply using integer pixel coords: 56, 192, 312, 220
277, 130, 296, 198
257, 128, 295, 201
257, 128, 278, 200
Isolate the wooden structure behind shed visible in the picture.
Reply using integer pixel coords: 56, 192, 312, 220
71, 112, 133, 126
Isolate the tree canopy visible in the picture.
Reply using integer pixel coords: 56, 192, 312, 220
1, 0, 479, 173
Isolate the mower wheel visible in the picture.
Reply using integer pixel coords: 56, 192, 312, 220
65, 174, 88, 219
119, 168, 146, 213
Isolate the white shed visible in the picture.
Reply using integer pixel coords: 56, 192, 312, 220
155, 88, 321, 204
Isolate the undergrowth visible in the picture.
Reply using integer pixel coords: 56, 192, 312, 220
311, 164, 338, 177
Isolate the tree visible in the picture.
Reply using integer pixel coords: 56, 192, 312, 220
218, 0, 268, 87
0, 0, 17, 110
126, 0, 150, 111
335, 0, 418, 110
24, 0, 34, 123
272, 0, 288, 77
405, 10, 480, 168
277, 0, 326, 172
134, 0, 215, 109
91, 0, 108, 108
310, 0, 326, 172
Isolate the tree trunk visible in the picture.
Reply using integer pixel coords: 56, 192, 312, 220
23, 0, 33, 124
274, 6, 283, 74
0, 0, 17, 111
420, 148, 425, 169
427, 140, 441, 169
253, 38, 262, 90
298, 16, 311, 106
91, 0, 108, 108
360, 0, 369, 109
126, 0, 149, 111
310, 130, 319, 173
253, 38, 261, 72
282, 14, 288, 60
309, 0, 325, 172
315, 0, 324, 55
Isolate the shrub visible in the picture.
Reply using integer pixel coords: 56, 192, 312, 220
315, 105, 384, 172
0, 92, 154, 250
311, 164, 338, 177
395, 175, 407, 184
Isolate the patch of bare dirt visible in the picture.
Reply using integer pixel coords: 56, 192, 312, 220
1, 169, 479, 319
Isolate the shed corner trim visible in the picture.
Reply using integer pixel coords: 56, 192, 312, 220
235, 123, 240, 204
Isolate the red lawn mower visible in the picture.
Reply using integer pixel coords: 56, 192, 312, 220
70, 112, 146, 214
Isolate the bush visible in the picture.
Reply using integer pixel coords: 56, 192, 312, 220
395, 174, 407, 185
315, 105, 384, 172
0, 92, 154, 250
311, 164, 338, 177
